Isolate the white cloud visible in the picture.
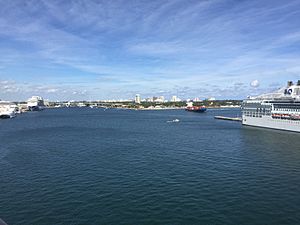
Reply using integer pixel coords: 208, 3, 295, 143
0, 79, 88, 101
129, 42, 184, 55
0, 0, 300, 100
250, 80, 260, 88
46, 88, 59, 93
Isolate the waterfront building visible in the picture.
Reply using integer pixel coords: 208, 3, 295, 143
145, 97, 153, 102
77, 102, 86, 107
171, 96, 181, 102
135, 94, 141, 104
153, 96, 164, 103
193, 97, 202, 102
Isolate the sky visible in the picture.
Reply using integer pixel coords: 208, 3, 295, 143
0, 0, 300, 101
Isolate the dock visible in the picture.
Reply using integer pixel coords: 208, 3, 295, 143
214, 116, 242, 122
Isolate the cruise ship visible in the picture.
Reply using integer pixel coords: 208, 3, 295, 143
27, 96, 45, 111
242, 81, 300, 132
0, 101, 17, 118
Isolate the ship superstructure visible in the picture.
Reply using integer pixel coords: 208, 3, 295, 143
242, 81, 300, 132
27, 96, 45, 111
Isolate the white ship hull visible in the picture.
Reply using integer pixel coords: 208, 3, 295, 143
0, 112, 16, 118
241, 80, 300, 133
242, 115, 300, 132
27, 105, 45, 111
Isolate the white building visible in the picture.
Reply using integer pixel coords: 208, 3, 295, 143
207, 97, 216, 101
171, 96, 181, 102
193, 97, 202, 102
77, 102, 86, 107
135, 94, 141, 104
145, 97, 153, 102
154, 96, 164, 103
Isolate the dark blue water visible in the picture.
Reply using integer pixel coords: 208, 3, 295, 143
0, 108, 300, 225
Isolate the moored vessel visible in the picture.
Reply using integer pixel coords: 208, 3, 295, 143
0, 101, 17, 118
27, 96, 45, 111
241, 80, 300, 132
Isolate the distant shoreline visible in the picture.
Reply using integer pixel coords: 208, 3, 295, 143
45, 105, 241, 111
106, 105, 241, 111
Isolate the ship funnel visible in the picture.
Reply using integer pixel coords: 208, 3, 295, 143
297, 80, 300, 86
287, 81, 293, 87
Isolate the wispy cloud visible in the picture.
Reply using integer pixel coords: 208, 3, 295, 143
0, 0, 300, 100
0, 79, 89, 101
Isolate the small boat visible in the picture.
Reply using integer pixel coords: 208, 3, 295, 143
167, 119, 180, 123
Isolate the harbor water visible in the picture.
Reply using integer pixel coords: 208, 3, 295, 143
0, 108, 300, 224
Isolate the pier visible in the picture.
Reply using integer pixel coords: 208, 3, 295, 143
214, 116, 242, 122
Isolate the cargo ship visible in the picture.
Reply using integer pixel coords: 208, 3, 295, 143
185, 102, 207, 113
241, 80, 300, 132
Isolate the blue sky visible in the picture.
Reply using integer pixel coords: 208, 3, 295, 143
0, 0, 300, 101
